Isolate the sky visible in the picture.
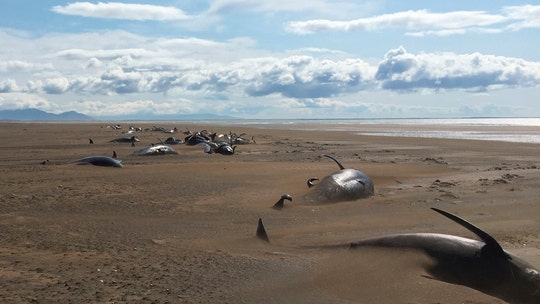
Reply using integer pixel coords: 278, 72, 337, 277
0, 0, 539, 119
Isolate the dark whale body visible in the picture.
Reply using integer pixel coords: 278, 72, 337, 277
75, 156, 123, 168
325, 208, 540, 304
303, 155, 374, 203
109, 136, 139, 143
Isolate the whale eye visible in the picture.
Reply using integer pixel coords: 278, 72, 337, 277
357, 180, 366, 186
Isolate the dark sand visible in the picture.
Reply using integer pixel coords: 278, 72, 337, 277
1, 122, 539, 303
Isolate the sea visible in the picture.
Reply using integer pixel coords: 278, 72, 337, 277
182, 117, 540, 144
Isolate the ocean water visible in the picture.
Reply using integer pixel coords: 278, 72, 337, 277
354, 129, 540, 144
223, 117, 540, 127
193, 117, 540, 144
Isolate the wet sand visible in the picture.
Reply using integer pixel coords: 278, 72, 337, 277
1, 122, 539, 303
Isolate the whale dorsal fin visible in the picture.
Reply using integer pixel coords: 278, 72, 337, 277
323, 154, 345, 170
256, 218, 270, 242
431, 208, 509, 259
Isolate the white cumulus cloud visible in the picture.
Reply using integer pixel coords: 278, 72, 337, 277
51, 2, 191, 21
285, 5, 540, 36
375, 46, 540, 92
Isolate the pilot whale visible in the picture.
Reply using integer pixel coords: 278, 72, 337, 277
133, 144, 178, 156
317, 208, 540, 304
74, 156, 123, 168
109, 136, 139, 143
303, 154, 374, 203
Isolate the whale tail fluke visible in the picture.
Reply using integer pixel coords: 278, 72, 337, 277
256, 218, 270, 242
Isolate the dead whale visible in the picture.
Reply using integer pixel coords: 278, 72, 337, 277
185, 132, 211, 146
109, 136, 139, 143
198, 142, 236, 155
74, 156, 123, 168
160, 137, 183, 145
133, 144, 178, 156
317, 208, 540, 304
303, 154, 374, 203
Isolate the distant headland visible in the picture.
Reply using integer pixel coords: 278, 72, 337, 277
0, 108, 238, 121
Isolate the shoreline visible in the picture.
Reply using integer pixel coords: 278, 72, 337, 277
4, 118, 540, 144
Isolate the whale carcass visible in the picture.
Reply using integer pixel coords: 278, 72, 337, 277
133, 144, 178, 156
74, 156, 123, 168
316, 208, 540, 304
303, 154, 374, 203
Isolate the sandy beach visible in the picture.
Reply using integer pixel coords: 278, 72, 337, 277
1, 122, 539, 303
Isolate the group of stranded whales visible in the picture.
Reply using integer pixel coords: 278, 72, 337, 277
56, 124, 540, 301
256, 155, 539, 303
184, 129, 253, 155
69, 126, 254, 167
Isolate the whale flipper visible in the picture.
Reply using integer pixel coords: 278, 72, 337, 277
272, 194, 292, 210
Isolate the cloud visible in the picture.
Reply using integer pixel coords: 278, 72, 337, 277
56, 48, 153, 60
0, 60, 33, 72
51, 2, 190, 21
502, 5, 540, 30
285, 9, 506, 34
206, 0, 361, 16
11, 43, 539, 100
0, 79, 18, 93
243, 56, 375, 98
70, 99, 193, 116
43, 77, 70, 94
50, 1, 371, 31
285, 5, 540, 36
375, 46, 540, 92
0, 60, 53, 73
0, 93, 53, 111
1, 25, 539, 117
43, 55, 376, 99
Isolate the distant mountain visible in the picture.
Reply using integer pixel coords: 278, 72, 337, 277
0, 108, 94, 121
0, 108, 240, 121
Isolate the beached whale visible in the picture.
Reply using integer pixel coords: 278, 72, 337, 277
74, 156, 123, 168
214, 143, 236, 155
315, 208, 540, 304
133, 144, 178, 156
198, 142, 236, 155
303, 154, 374, 203
109, 136, 139, 143
160, 137, 183, 145
185, 132, 211, 146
